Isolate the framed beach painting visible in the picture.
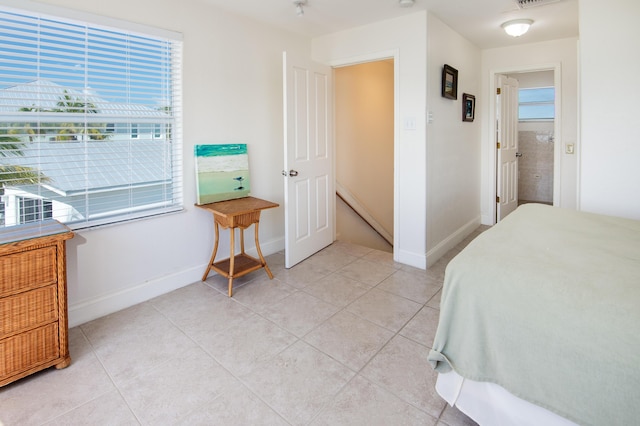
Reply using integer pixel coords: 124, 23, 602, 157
194, 144, 250, 205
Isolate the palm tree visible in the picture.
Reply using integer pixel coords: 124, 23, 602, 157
52, 91, 109, 141
10, 96, 110, 142
9, 106, 47, 142
0, 135, 50, 226
0, 134, 51, 196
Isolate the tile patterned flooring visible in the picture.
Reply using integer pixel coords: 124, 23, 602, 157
0, 229, 488, 426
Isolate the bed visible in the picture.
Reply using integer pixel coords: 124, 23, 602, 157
428, 203, 640, 426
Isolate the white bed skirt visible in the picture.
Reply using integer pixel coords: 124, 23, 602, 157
435, 371, 579, 426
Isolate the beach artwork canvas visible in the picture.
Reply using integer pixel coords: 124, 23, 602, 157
195, 144, 250, 204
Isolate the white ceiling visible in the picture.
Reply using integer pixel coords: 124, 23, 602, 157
198, 0, 578, 49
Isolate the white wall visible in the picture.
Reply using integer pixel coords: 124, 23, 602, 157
513, 70, 554, 89
312, 12, 428, 268
481, 37, 579, 224
24, 0, 311, 326
579, 0, 640, 219
425, 14, 482, 266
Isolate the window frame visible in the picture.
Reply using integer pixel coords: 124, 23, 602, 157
518, 86, 555, 122
0, 2, 184, 230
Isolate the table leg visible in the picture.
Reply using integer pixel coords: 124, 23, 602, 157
228, 227, 235, 297
202, 221, 220, 281
254, 220, 273, 279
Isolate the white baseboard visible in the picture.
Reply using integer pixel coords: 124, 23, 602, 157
68, 265, 202, 328
426, 217, 481, 268
68, 236, 286, 328
396, 249, 427, 270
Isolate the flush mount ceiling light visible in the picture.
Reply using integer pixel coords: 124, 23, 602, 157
501, 19, 534, 37
399, 0, 415, 7
293, 0, 307, 17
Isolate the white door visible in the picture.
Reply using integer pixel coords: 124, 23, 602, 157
282, 52, 334, 268
496, 75, 519, 221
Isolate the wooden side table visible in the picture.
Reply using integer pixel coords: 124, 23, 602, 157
197, 196, 279, 297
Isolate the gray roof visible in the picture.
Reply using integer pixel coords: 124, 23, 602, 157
3, 141, 172, 194
0, 80, 169, 118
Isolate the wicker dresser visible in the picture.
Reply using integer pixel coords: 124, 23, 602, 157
0, 220, 74, 387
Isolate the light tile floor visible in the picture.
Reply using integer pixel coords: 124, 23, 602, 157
0, 228, 488, 426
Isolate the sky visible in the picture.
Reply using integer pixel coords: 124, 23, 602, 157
0, 8, 172, 108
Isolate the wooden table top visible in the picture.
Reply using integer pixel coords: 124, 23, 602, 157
196, 196, 279, 218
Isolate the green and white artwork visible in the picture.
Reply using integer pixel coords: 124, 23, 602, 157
194, 144, 250, 204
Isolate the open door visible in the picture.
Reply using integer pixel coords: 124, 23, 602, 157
496, 74, 519, 221
282, 52, 334, 268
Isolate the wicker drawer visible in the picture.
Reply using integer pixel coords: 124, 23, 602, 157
0, 247, 57, 297
0, 323, 60, 379
0, 285, 58, 339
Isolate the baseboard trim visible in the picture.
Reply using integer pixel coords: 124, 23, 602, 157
68, 236, 285, 327
68, 265, 202, 328
426, 217, 481, 268
396, 249, 427, 270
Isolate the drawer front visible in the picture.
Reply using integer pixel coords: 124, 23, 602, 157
0, 285, 58, 338
0, 323, 59, 379
0, 246, 57, 296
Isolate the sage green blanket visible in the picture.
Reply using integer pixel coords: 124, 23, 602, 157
428, 204, 640, 426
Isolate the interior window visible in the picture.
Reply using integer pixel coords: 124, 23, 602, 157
518, 87, 555, 121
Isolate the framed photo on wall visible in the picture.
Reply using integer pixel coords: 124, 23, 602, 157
441, 64, 458, 100
462, 93, 476, 122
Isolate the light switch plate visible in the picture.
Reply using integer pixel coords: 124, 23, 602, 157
403, 116, 416, 130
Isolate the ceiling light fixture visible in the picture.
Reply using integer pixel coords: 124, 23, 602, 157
501, 19, 534, 37
399, 0, 415, 7
293, 0, 306, 17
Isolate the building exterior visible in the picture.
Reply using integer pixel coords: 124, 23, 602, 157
0, 80, 172, 226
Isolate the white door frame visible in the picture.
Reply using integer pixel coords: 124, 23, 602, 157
328, 49, 400, 252
487, 62, 562, 224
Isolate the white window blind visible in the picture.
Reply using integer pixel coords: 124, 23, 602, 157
0, 6, 183, 229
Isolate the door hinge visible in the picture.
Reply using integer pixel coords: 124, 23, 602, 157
497, 88, 501, 95
497, 142, 501, 149
496, 196, 500, 203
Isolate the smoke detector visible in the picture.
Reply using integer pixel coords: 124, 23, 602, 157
399, 0, 415, 7
515, 0, 561, 8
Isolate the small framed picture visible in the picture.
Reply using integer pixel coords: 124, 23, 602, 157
462, 93, 475, 122
441, 64, 458, 100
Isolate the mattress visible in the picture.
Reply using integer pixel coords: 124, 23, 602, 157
428, 204, 640, 426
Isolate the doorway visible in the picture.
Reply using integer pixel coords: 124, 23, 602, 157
493, 64, 561, 223
510, 70, 555, 206
334, 59, 394, 252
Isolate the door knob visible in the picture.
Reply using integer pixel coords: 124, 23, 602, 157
281, 169, 299, 177
516, 152, 523, 157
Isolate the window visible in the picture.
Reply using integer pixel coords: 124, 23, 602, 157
19, 197, 53, 224
518, 87, 555, 121
0, 6, 183, 229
